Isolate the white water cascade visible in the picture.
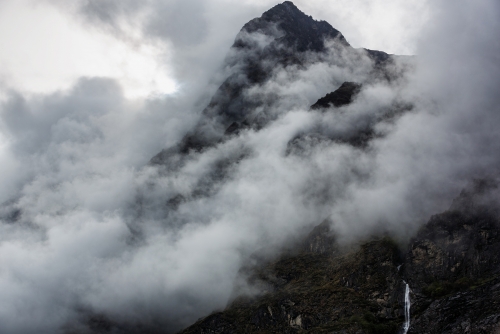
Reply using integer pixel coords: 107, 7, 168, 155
402, 282, 411, 334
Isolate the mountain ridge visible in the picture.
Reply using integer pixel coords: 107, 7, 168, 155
150, 1, 399, 168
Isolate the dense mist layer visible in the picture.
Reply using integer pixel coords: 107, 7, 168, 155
0, 0, 499, 333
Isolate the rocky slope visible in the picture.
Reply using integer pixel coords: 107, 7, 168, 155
179, 181, 500, 333
404, 181, 500, 333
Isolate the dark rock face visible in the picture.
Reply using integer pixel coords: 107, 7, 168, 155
311, 82, 362, 110
285, 82, 407, 151
150, 2, 388, 167
406, 212, 500, 289
364, 49, 392, 65
404, 181, 500, 333
180, 226, 403, 334
239, 1, 349, 54
179, 184, 500, 333
285, 89, 412, 151
410, 181, 500, 282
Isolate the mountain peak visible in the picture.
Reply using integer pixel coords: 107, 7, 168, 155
282, 1, 297, 7
238, 1, 349, 52
264, 1, 302, 16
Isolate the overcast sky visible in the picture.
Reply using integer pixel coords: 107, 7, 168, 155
0, 0, 429, 98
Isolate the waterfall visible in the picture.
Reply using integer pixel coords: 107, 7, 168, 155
402, 282, 411, 334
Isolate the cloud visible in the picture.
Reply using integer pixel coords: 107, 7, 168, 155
0, 0, 499, 333
327, 0, 500, 242
0, 44, 396, 332
0, 0, 181, 99
0, 76, 202, 333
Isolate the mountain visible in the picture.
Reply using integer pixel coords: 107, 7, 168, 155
150, 1, 399, 166
179, 181, 500, 333
158, 2, 498, 334
79, 2, 498, 334
148, 1, 410, 212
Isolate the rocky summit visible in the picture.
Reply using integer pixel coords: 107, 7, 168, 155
150, 1, 396, 166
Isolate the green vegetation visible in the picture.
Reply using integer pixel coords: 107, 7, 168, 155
423, 278, 470, 297
305, 312, 399, 334
348, 312, 399, 334
423, 275, 499, 298
181, 235, 407, 334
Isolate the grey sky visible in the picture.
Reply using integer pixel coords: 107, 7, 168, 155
0, 0, 428, 98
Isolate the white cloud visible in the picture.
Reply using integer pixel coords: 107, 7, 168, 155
0, 0, 176, 99
0, 0, 499, 333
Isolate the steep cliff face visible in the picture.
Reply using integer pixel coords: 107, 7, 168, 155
311, 82, 362, 110
179, 183, 500, 333
404, 181, 500, 333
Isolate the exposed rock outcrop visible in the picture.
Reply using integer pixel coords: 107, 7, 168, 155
311, 82, 362, 110
404, 180, 500, 333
